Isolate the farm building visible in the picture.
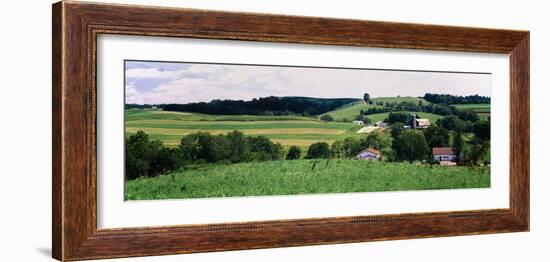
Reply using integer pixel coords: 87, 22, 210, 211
375, 121, 387, 128
412, 113, 430, 129
356, 148, 381, 161
356, 126, 378, 134
352, 120, 364, 126
432, 147, 456, 163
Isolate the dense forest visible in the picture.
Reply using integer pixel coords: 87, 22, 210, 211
162, 96, 357, 116
423, 93, 490, 104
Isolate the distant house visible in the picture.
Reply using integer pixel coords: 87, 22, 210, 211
432, 147, 456, 163
412, 113, 430, 129
356, 148, 381, 161
352, 120, 364, 126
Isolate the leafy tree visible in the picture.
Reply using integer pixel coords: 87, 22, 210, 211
210, 134, 232, 163
455, 109, 480, 122
452, 130, 464, 164
473, 120, 491, 141
342, 137, 362, 158
361, 132, 391, 150
226, 130, 249, 163
330, 140, 344, 158
439, 115, 465, 132
149, 147, 180, 176
393, 130, 430, 162
363, 93, 371, 104
389, 122, 405, 140
464, 140, 490, 165
286, 146, 302, 160
248, 136, 282, 161
179, 132, 215, 162
385, 112, 410, 125
463, 120, 474, 133
423, 126, 450, 148
126, 131, 178, 180
305, 142, 330, 159
320, 114, 334, 122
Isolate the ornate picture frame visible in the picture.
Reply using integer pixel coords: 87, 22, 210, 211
52, 1, 529, 261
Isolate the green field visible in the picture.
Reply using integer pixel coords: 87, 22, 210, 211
452, 103, 490, 119
125, 159, 490, 200
322, 96, 429, 122
125, 109, 363, 149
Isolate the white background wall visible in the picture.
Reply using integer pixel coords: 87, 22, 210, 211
0, 0, 547, 261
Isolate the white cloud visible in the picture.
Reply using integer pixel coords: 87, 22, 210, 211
125, 61, 491, 104
125, 68, 179, 79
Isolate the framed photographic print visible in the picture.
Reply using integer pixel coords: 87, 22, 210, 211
52, 1, 529, 261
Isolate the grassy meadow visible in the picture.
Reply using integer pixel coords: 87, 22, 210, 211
125, 159, 490, 200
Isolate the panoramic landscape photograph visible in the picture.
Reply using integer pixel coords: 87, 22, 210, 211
124, 60, 491, 200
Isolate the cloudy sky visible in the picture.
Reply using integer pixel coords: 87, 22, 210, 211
125, 61, 491, 104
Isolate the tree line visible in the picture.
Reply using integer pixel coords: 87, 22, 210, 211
423, 93, 490, 104
361, 101, 480, 122
162, 96, 357, 116
126, 130, 284, 180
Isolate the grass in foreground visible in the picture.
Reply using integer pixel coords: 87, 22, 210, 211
125, 159, 490, 200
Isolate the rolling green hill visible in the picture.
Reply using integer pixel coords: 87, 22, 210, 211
320, 96, 430, 122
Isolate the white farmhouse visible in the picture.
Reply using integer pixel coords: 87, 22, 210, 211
432, 147, 456, 162
352, 120, 364, 126
356, 148, 381, 161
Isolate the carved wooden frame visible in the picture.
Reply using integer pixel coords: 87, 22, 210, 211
52, 1, 529, 261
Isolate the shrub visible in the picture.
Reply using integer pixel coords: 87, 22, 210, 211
286, 146, 302, 160
320, 114, 334, 122
305, 142, 330, 159
125, 131, 179, 180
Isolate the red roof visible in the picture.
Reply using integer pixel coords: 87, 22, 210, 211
366, 147, 381, 155
432, 147, 454, 155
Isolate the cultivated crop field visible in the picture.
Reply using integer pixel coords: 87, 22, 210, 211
452, 103, 491, 119
125, 159, 490, 200
125, 109, 362, 149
